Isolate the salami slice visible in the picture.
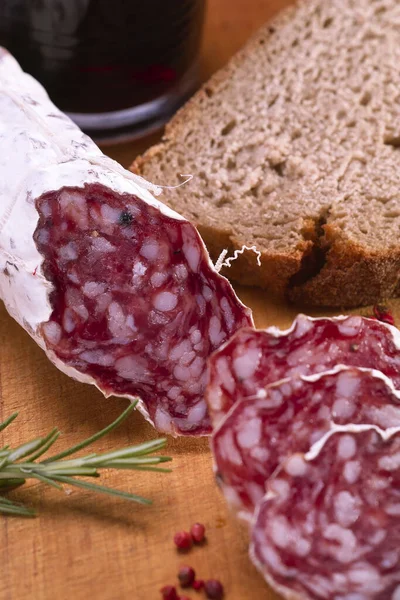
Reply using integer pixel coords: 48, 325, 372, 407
207, 315, 400, 427
250, 426, 400, 600
0, 48, 252, 435
212, 367, 400, 518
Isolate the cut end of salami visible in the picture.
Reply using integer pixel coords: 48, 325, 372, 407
207, 315, 400, 428
212, 367, 400, 518
250, 427, 400, 600
0, 48, 252, 437
34, 184, 252, 435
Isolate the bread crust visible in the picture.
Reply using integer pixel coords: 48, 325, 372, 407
132, 0, 400, 308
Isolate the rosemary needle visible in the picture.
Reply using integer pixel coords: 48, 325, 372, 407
0, 402, 171, 517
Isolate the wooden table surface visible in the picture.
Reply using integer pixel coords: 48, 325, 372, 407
1, 1, 398, 599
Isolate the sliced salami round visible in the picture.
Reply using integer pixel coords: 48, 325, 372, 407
207, 315, 400, 427
0, 49, 252, 435
250, 426, 400, 600
212, 367, 400, 518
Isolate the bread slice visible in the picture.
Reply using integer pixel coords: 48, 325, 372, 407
132, 0, 400, 308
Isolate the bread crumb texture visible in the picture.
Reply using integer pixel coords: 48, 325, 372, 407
132, 0, 400, 307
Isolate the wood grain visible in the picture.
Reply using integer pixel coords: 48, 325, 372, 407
1, 2, 398, 600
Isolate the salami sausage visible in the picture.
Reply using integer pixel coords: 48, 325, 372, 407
250, 426, 400, 600
207, 315, 400, 427
212, 367, 400, 519
0, 48, 252, 435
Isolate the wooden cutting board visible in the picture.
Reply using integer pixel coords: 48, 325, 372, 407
1, 1, 398, 599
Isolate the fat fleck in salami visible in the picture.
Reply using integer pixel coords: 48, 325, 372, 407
207, 315, 400, 427
250, 426, 400, 600
212, 367, 400, 519
0, 48, 252, 435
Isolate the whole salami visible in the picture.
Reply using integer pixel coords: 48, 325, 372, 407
250, 426, 400, 600
207, 315, 400, 427
0, 48, 252, 435
212, 366, 400, 519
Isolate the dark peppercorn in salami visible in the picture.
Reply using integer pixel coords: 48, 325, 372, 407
0, 48, 252, 435
250, 426, 400, 600
212, 367, 400, 519
207, 315, 400, 428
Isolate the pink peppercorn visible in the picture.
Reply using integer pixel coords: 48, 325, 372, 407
192, 580, 204, 591
373, 304, 395, 326
174, 531, 193, 551
205, 579, 224, 600
160, 585, 178, 600
178, 565, 196, 588
190, 522, 206, 544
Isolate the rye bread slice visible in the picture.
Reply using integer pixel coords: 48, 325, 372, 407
132, 0, 400, 308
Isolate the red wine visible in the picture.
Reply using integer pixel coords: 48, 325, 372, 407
0, 1, 205, 140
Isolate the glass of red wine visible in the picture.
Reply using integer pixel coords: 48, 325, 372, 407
0, 0, 206, 142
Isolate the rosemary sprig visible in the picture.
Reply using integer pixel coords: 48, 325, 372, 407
0, 402, 171, 517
